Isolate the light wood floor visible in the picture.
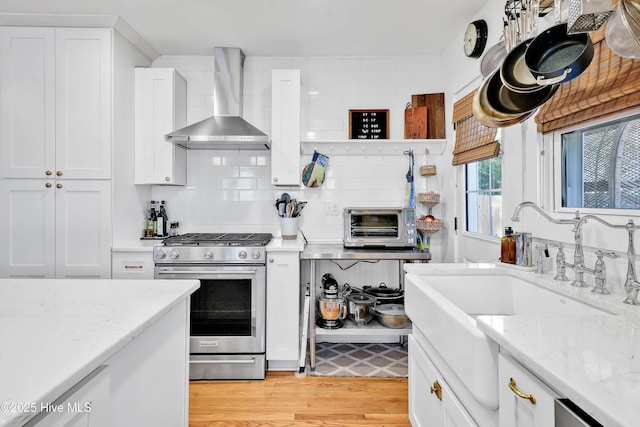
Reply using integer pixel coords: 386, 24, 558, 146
189, 371, 411, 426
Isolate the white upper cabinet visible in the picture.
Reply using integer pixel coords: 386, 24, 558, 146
270, 69, 301, 186
0, 27, 112, 180
134, 68, 187, 185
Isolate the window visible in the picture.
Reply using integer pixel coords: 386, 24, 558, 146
466, 156, 502, 237
561, 114, 640, 209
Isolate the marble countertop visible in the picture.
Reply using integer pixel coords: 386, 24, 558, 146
0, 278, 199, 427
478, 314, 640, 427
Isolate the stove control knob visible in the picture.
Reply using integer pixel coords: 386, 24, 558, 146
238, 250, 247, 259
252, 251, 261, 260
204, 251, 214, 259
169, 251, 179, 260
156, 251, 166, 260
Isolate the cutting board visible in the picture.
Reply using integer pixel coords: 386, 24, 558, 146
412, 93, 446, 139
404, 106, 427, 139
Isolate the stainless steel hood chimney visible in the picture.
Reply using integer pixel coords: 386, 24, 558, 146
165, 47, 270, 150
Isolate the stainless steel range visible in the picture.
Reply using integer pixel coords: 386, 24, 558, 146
154, 233, 272, 380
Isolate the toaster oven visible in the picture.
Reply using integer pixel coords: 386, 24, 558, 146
343, 207, 416, 248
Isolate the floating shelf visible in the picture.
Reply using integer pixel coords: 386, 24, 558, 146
301, 139, 447, 156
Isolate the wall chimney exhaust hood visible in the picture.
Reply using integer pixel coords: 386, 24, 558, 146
165, 47, 270, 150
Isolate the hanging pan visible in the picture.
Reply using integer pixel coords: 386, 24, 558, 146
472, 70, 537, 128
500, 38, 541, 94
524, 23, 594, 86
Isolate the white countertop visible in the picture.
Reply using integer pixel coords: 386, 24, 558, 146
0, 278, 199, 427
478, 314, 640, 427
267, 236, 306, 252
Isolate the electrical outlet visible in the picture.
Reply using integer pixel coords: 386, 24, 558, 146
325, 201, 340, 215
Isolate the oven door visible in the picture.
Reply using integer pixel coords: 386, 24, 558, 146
155, 264, 266, 354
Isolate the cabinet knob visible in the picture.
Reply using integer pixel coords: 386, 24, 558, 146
430, 380, 442, 401
508, 378, 536, 404
269, 258, 274, 263
56, 171, 63, 176
165, 176, 170, 182
56, 183, 62, 189
45, 182, 52, 188
45, 170, 52, 176
273, 177, 278, 182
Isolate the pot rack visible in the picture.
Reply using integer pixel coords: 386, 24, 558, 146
505, 0, 556, 17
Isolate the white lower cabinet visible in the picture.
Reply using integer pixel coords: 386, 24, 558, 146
0, 179, 111, 278
498, 353, 559, 427
111, 251, 154, 279
409, 335, 478, 427
26, 366, 110, 427
266, 251, 300, 368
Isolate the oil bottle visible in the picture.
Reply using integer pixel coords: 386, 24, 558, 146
501, 226, 517, 264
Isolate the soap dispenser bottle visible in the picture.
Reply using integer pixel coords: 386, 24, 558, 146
501, 227, 517, 264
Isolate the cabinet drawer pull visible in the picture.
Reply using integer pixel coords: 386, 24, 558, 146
45, 170, 52, 176
56, 183, 63, 189
124, 265, 144, 269
509, 378, 536, 404
45, 182, 52, 188
430, 380, 442, 401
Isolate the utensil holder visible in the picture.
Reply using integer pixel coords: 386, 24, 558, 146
280, 217, 299, 240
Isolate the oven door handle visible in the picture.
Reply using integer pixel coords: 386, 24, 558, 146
190, 358, 256, 365
157, 269, 257, 275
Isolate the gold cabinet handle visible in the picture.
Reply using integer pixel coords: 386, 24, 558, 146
45, 182, 52, 188
165, 176, 170, 182
124, 265, 144, 269
509, 378, 536, 404
45, 170, 52, 176
430, 380, 442, 401
56, 171, 62, 176
56, 183, 62, 189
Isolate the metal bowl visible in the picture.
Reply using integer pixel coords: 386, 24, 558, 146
374, 304, 410, 328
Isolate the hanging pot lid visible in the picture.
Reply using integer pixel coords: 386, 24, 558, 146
480, 40, 508, 78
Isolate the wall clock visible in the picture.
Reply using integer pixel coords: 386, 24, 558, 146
463, 19, 488, 58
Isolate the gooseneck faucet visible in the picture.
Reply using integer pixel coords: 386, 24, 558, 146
511, 201, 580, 225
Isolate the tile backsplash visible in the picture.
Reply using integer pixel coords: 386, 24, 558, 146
149, 54, 446, 252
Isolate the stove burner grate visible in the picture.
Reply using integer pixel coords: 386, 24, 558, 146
162, 233, 273, 247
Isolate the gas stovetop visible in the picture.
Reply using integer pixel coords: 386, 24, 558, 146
161, 233, 273, 247
154, 233, 272, 264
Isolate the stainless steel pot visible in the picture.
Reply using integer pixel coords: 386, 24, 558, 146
374, 304, 410, 329
346, 293, 376, 326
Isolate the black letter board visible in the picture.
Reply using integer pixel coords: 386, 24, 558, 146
349, 109, 390, 139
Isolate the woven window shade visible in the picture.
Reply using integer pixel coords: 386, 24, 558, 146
535, 21, 640, 134
451, 89, 500, 165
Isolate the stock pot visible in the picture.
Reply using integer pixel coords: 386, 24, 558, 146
362, 283, 404, 304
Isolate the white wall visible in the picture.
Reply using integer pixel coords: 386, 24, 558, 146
111, 31, 152, 246
147, 54, 450, 260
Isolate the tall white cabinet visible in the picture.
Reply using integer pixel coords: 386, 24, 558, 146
134, 68, 187, 185
0, 26, 113, 278
270, 69, 301, 186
